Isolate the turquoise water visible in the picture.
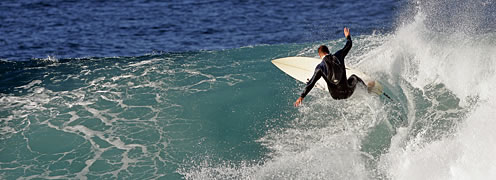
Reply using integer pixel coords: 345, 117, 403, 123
2, 29, 494, 178
2, 1, 496, 179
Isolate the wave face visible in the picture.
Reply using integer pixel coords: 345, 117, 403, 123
1, 0, 495, 179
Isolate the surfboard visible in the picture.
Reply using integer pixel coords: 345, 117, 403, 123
271, 57, 384, 95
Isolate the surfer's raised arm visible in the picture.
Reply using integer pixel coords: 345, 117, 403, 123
333, 27, 352, 60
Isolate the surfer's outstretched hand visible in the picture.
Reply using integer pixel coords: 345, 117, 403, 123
344, 27, 350, 38
294, 97, 303, 107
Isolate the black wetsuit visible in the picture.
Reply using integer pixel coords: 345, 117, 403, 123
300, 35, 364, 100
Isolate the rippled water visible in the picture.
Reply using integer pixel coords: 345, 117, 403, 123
0, 0, 401, 61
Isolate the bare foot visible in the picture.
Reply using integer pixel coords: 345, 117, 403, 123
367, 81, 375, 87
367, 81, 375, 93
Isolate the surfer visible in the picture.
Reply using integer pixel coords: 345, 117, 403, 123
294, 27, 367, 107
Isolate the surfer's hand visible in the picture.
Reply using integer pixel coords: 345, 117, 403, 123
294, 97, 303, 107
344, 27, 350, 38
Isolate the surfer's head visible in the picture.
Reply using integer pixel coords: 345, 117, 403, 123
318, 45, 330, 58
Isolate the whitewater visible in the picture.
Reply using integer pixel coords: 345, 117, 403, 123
1, 0, 496, 179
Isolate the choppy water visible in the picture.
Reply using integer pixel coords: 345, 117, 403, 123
1, 0, 496, 179
0, 0, 401, 61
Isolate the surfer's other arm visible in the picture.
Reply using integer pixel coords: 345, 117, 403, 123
294, 66, 324, 107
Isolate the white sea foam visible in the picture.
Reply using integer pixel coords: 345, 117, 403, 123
372, 6, 496, 180
16, 80, 42, 89
128, 58, 159, 67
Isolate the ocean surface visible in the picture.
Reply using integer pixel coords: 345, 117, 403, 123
1, 0, 496, 179
0, 0, 402, 61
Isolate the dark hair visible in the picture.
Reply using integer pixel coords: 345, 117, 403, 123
318, 45, 330, 54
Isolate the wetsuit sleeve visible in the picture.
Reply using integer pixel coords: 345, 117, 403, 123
333, 35, 352, 60
300, 66, 323, 98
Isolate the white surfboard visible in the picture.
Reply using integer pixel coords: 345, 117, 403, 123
271, 57, 383, 95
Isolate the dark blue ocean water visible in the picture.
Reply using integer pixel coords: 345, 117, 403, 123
1, 0, 403, 61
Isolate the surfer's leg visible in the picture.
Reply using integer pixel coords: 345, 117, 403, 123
349, 74, 373, 93
353, 75, 366, 87
347, 75, 360, 88
341, 75, 362, 99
